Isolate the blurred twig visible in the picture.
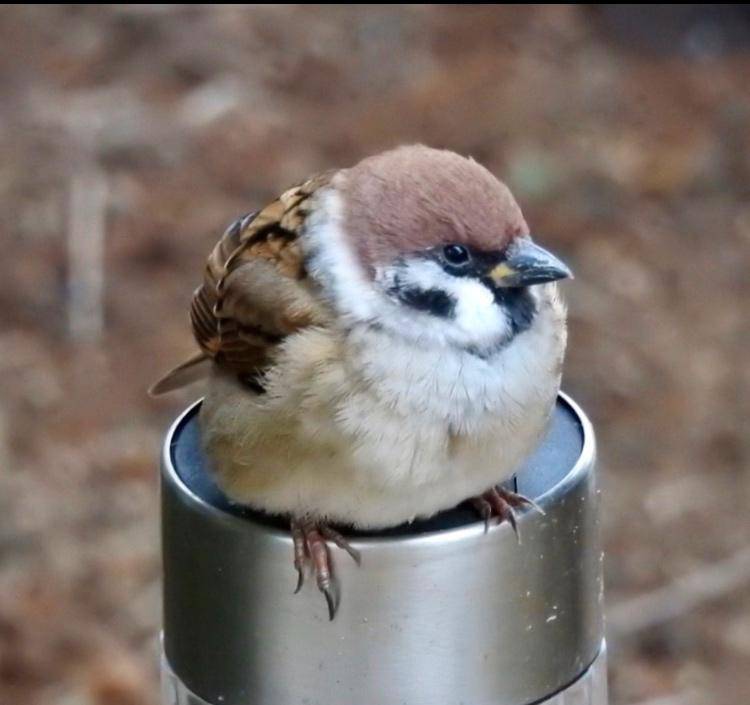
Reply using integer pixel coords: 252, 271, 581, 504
66, 166, 108, 342
609, 546, 750, 638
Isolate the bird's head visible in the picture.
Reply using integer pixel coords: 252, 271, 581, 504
304, 145, 571, 354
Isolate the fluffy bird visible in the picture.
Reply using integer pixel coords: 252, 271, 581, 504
152, 145, 571, 619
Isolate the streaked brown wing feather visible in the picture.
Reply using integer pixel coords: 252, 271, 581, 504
190, 171, 332, 377
149, 171, 333, 395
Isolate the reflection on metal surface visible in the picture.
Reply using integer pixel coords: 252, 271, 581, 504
161, 643, 608, 705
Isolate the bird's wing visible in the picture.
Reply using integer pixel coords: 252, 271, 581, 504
149, 171, 333, 396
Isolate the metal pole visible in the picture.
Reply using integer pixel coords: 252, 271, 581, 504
160, 394, 607, 705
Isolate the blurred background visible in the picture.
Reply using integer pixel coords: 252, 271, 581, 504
1, 5, 748, 705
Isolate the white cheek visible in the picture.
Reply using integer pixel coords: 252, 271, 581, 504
380, 259, 512, 351
450, 278, 509, 344
302, 193, 512, 352
387, 258, 440, 289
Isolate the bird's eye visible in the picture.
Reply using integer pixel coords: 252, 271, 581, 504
443, 244, 470, 265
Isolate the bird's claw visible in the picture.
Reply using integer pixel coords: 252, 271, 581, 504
471, 485, 543, 542
291, 520, 307, 593
290, 517, 359, 620
294, 567, 305, 595
322, 586, 336, 621
320, 525, 362, 565
471, 496, 493, 534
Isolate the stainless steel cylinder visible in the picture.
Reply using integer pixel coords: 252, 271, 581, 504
160, 393, 606, 705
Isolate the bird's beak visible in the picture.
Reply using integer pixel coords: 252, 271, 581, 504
488, 239, 572, 288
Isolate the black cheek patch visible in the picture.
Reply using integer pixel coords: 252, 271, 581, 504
493, 287, 537, 335
397, 287, 456, 319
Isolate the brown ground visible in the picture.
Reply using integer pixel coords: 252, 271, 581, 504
0, 6, 748, 705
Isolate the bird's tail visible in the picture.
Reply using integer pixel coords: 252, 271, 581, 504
149, 350, 211, 396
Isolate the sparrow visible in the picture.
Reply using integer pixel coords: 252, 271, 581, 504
151, 145, 571, 619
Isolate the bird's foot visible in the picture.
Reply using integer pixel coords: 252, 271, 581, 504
290, 517, 360, 620
471, 486, 545, 541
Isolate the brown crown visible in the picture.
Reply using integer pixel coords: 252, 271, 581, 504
336, 145, 529, 274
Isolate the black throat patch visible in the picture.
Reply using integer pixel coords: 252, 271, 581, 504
491, 286, 537, 336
